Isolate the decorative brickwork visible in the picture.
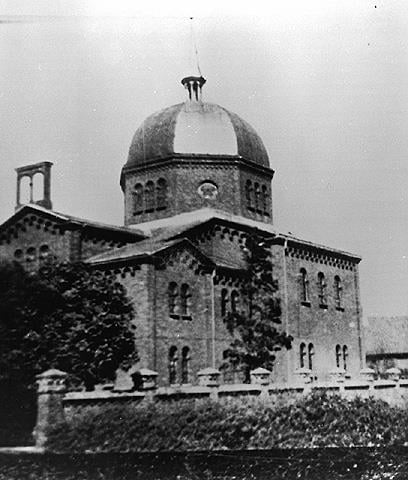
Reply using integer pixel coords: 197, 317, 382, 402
0, 76, 364, 390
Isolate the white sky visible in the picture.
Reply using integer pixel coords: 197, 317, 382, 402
1, 0, 408, 318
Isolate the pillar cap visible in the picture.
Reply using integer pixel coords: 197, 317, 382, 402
138, 368, 158, 377
197, 367, 221, 376
250, 367, 271, 375
36, 369, 67, 379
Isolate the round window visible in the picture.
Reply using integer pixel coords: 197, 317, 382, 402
197, 181, 218, 200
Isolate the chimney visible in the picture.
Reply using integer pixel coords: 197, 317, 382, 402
15, 161, 53, 211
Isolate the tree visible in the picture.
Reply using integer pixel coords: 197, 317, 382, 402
223, 235, 292, 381
0, 261, 138, 390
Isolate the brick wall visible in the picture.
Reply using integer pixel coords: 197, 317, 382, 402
272, 242, 362, 383
124, 163, 273, 226
0, 214, 71, 269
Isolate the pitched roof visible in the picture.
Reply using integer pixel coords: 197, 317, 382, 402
0, 204, 145, 241
86, 237, 215, 269
365, 316, 408, 355
131, 208, 361, 262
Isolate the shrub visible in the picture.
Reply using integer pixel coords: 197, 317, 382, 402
47, 392, 408, 452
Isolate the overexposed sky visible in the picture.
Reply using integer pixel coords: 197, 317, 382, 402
1, 0, 408, 317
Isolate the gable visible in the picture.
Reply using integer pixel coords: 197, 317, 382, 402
0, 205, 145, 266
87, 237, 215, 273
0, 210, 70, 267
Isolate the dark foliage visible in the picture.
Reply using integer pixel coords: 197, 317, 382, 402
0, 381, 36, 446
47, 392, 408, 453
223, 235, 292, 379
0, 448, 408, 479
0, 261, 138, 390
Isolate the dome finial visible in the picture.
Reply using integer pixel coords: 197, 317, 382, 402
181, 75, 206, 102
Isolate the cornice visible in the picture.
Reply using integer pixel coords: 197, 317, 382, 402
120, 154, 274, 189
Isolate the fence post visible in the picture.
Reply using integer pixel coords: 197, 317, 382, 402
33, 369, 67, 449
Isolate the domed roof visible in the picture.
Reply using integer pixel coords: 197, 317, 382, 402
125, 98, 270, 169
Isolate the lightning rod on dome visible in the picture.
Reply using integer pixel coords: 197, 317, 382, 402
182, 17, 206, 103
190, 17, 202, 77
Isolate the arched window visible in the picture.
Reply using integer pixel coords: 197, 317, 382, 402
231, 290, 239, 313
134, 183, 143, 214
181, 346, 190, 384
334, 276, 342, 309
300, 268, 310, 304
343, 345, 348, 371
168, 346, 178, 385
335, 344, 341, 368
156, 178, 168, 210
168, 282, 178, 316
245, 180, 253, 210
254, 183, 261, 212
221, 288, 229, 317
39, 244, 50, 262
299, 343, 306, 368
180, 284, 191, 316
26, 247, 36, 263
144, 181, 155, 212
14, 249, 23, 261
261, 185, 269, 215
317, 272, 327, 307
308, 343, 314, 370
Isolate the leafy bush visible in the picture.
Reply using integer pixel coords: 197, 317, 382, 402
47, 392, 408, 452
0, 261, 138, 390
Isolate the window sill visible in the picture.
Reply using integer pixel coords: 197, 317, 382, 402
181, 315, 192, 321
301, 301, 311, 307
336, 306, 345, 312
169, 314, 180, 320
319, 304, 328, 310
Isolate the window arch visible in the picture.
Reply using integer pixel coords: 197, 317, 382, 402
168, 346, 178, 385
245, 180, 253, 210
134, 183, 144, 214
334, 276, 342, 309
343, 345, 348, 371
156, 178, 168, 210
39, 244, 50, 262
300, 268, 310, 304
335, 344, 341, 368
168, 282, 178, 316
299, 343, 306, 368
231, 290, 239, 313
26, 247, 36, 263
254, 183, 261, 212
317, 272, 327, 306
144, 181, 155, 212
180, 284, 191, 316
14, 249, 23, 261
221, 289, 229, 317
308, 343, 314, 370
181, 346, 190, 384
261, 185, 269, 215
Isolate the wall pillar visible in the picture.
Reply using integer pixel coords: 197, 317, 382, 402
33, 369, 67, 449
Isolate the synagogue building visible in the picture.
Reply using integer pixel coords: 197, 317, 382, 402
0, 75, 364, 386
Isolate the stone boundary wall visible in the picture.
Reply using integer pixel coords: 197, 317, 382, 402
33, 366, 407, 449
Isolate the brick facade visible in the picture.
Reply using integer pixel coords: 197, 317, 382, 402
123, 160, 273, 227
0, 77, 364, 387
